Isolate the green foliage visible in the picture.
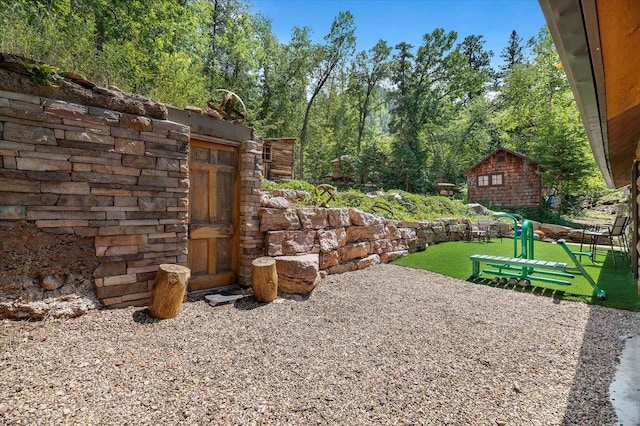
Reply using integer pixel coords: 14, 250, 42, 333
23, 62, 64, 85
486, 205, 579, 227
296, 10, 356, 179
0, 2, 613, 210
263, 180, 473, 221
262, 179, 316, 193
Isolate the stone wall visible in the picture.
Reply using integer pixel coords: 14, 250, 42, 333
238, 140, 265, 286
0, 87, 189, 314
1, 54, 266, 318
259, 192, 469, 295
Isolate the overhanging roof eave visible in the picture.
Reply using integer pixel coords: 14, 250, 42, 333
538, 0, 615, 188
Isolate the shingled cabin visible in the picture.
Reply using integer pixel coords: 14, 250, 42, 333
464, 148, 542, 208
262, 137, 295, 182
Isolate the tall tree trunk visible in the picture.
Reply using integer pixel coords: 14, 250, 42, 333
297, 93, 316, 179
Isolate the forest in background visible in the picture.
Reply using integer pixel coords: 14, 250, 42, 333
0, 0, 607, 213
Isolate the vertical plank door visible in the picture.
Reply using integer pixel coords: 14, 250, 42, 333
187, 140, 239, 291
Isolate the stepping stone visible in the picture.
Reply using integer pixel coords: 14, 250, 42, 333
205, 294, 245, 307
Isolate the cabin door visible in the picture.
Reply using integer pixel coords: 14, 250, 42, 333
187, 139, 239, 291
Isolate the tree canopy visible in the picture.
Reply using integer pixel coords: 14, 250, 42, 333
0, 0, 605, 212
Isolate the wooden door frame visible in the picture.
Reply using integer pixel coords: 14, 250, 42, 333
187, 138, 240, 290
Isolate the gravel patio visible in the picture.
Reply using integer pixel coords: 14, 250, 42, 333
1, 263, 639, 425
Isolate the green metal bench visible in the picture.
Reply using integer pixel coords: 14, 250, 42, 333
470, 243, 607, 300
470, 254, 570, 285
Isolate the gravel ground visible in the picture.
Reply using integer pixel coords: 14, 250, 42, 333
1, 264, 639, 425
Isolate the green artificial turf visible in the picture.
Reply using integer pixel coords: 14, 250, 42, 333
393, 238, 640, 311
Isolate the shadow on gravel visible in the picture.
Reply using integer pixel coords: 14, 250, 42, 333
233, 296, 268, 311
560, 255, 638, 424
132, 308, 162, 325
467, 276, 568, 303
559, 304, 621, 424
232, 294, 310, 310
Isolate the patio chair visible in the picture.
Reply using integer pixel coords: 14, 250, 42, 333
574, 224, 598, 263
591, 216, 629, 267
477, 220, 492, 242
461, 219, 489, 242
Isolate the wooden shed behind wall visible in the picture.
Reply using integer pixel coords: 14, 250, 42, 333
464, 148, 542, 208
262, 138, 295, 182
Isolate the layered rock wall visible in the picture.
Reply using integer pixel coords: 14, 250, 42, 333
0, 88, 189, 314
259, 200, 469, 295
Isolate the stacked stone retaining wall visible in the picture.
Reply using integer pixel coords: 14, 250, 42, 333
0, 88, 189, 312
259, 196, 471, 294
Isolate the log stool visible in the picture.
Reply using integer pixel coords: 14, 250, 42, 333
252, 256, 278, 303
148, 264, 191, 319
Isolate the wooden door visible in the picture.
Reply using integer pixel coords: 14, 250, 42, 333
187, 140, 239, 291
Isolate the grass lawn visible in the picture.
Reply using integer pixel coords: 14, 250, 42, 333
393, 238, 640, 311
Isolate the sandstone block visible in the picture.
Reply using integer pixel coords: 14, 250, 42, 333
0, 178, 39, 193
16, 157, 71, 172
65, 130, 114, 145
259, 208, 301, 231
271, 189, 308, 202
95, 234, 148, 247
540, 223, 571, 239
43, 100, 87, 117
357, 254, 381, 270
380, 250, 408, 263
399, 228, 417, 240
416, 227, 430, 239
40, 182, 91, 195
297, 207, 328, 229
327, 208, 351, 227
111, 127, 140, 139
157, 157, 180, 172
349, 209, 380, 226
3, 122, 55, 145
96, 281, 148, 299
35, 219, 88, 228
346, 223, 386, 243
394, 240, 409, 251
276, 274, 320, 296
153, 120, 188, 134
319, 250, 340, 269
138, 197, 167, 212
72, 171, 137, 185
339, 242, 370, 262
121, 114, 152, 131
398, 221, 422, 228
265, 196, 290, 209
385, 224, 402, 240
0, 205, 26, 220
92, 164, 140, 176
137, 175, 180, 188
275, 254, 320, 295
266, 230, 316, 256
123, 155, 156, 170
115, 138, 145, 155
370, 239, 394, 254
275, 254, 319, 280
317, 227, 347, 252
327, 262, 358, 275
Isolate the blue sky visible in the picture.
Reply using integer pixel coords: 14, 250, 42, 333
249, 0, 546, 69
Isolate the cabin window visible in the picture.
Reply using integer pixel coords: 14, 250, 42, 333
262, 144, 272, 161
478, 175, 489, 186
497, 154, 506, 162
491, 173, 503, 186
